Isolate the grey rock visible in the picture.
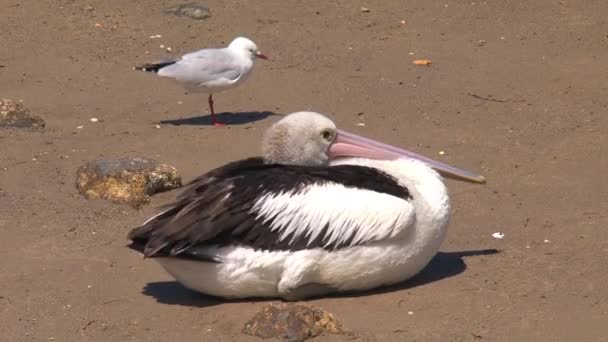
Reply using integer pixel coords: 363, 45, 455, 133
0, 99, 45, 130
75, 157, 182, 208
165, 3, 211, 21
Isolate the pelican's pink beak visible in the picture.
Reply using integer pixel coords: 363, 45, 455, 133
328, 129, 486, 184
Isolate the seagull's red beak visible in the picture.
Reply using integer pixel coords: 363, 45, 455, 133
328, 129, 486, 184
255, 51, 268, 60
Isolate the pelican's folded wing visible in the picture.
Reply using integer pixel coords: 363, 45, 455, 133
127, 159, 414, 258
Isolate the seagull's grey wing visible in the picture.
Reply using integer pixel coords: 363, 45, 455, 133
157, 48, 241, 85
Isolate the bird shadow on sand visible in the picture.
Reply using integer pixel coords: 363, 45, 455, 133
141, 249, 500, 308
158, 111, 281, 126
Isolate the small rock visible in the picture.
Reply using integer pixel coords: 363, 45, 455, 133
477, 39, 487, 47
360, 7, 371, 13
413, 59, 432, 66
242, 303, 349, 342
75, 157, 182, 208
90, 117, 99, 122
492, 232, 505, 239
164, 3, 211, 21
0, 99, 45, 130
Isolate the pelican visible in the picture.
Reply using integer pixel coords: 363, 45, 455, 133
127, 111, 485, 300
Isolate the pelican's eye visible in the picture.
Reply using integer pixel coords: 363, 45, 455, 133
321, 129, 334, 142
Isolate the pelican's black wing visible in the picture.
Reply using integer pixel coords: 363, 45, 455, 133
127, 157, 411, 259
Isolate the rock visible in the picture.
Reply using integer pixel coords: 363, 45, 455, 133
75, 157, 182, 208
242, 303, 349, 342
0, 99, 45, 130
164, 3, 211, 21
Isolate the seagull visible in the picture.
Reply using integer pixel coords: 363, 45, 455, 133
134, 37, 267, 127
127, 111, 485, 300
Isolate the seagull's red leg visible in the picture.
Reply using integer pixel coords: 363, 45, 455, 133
208, 94, 225, 127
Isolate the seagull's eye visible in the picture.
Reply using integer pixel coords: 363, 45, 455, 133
321, 129, 334, 141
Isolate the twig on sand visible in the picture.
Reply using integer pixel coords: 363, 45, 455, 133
467, 93, 525, 103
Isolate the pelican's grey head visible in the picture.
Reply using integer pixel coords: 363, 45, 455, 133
262, 112, 337, 166
228, 37, 268, 60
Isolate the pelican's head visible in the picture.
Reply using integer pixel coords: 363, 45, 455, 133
228, 37, 268, 60
262, 111, 486, 183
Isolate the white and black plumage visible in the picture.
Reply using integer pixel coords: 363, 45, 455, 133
134, 37, 267, 126
127, 112, 485, 300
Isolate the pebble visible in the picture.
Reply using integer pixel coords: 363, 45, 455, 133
360, 7, 371, 13
438, 151, 445, 155
407, 311, 414, 315
492, 232, 505, 239
356, 123, 366, 126
543, 239, 550, 243
155, 124, 161, 129
77, 125, 84, 129
90, 117, 99, 122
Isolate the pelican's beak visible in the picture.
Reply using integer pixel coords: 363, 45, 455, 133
328, 129, 486, 184
255, 51, 268, 60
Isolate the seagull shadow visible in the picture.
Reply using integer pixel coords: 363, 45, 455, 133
159, 111, 281, 126
141, 249, 500, 307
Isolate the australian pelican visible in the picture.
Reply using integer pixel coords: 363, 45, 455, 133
128, 111, 485, 300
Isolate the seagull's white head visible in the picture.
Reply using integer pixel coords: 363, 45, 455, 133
228, 37, 268, 60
